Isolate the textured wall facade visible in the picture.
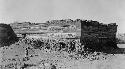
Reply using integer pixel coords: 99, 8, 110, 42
0, 24, 17, 46
81, 20, 118, 51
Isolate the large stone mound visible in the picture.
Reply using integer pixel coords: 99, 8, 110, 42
0, 23, 18, 47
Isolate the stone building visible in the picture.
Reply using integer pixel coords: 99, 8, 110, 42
0, 24, 18, 47
81, 20, 118, 52
9, 19, 118, 52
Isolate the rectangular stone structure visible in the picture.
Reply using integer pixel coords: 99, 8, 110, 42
81, 20, 118, 51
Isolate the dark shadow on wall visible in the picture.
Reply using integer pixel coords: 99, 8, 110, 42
80, 20, 118, 53
0, 23, 18, 47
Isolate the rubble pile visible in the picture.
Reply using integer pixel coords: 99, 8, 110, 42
0, 19, 119, 69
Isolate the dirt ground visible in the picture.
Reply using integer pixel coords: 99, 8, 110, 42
0, 43, 125, 69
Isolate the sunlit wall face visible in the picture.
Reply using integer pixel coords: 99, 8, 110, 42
0, 0, 125, 33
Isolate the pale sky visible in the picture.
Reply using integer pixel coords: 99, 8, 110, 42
0, 0, 125, 33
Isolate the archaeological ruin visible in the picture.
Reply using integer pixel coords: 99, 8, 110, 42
81, 20, 118, 52
0, 24, 18, 47
9, 19, 118, 52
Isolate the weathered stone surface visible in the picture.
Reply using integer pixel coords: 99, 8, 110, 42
9, 19, 118, 52
81, 20, 118, 52
0, 23, 18, 47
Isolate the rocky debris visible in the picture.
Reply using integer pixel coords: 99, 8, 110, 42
0, 41, 122, 69
0, 23, 18, 47
24, 61, 57, 69
39, 62, 56, 69
10, 19, 118, 53
0, 19, 121, 69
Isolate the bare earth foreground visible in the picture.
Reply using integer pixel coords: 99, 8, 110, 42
0, 42, 125, 69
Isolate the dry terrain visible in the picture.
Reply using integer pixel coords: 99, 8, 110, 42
0, 42, 125, 69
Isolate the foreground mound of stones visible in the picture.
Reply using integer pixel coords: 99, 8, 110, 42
0, 40, 116, 69
0, 23, 18, 47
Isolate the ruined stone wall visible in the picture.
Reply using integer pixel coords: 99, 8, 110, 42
81, 20, 118, 51
0, 24, 18, 46
9, 19, 118, 52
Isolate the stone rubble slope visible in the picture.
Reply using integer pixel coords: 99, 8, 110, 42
0, 40, 125, 69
